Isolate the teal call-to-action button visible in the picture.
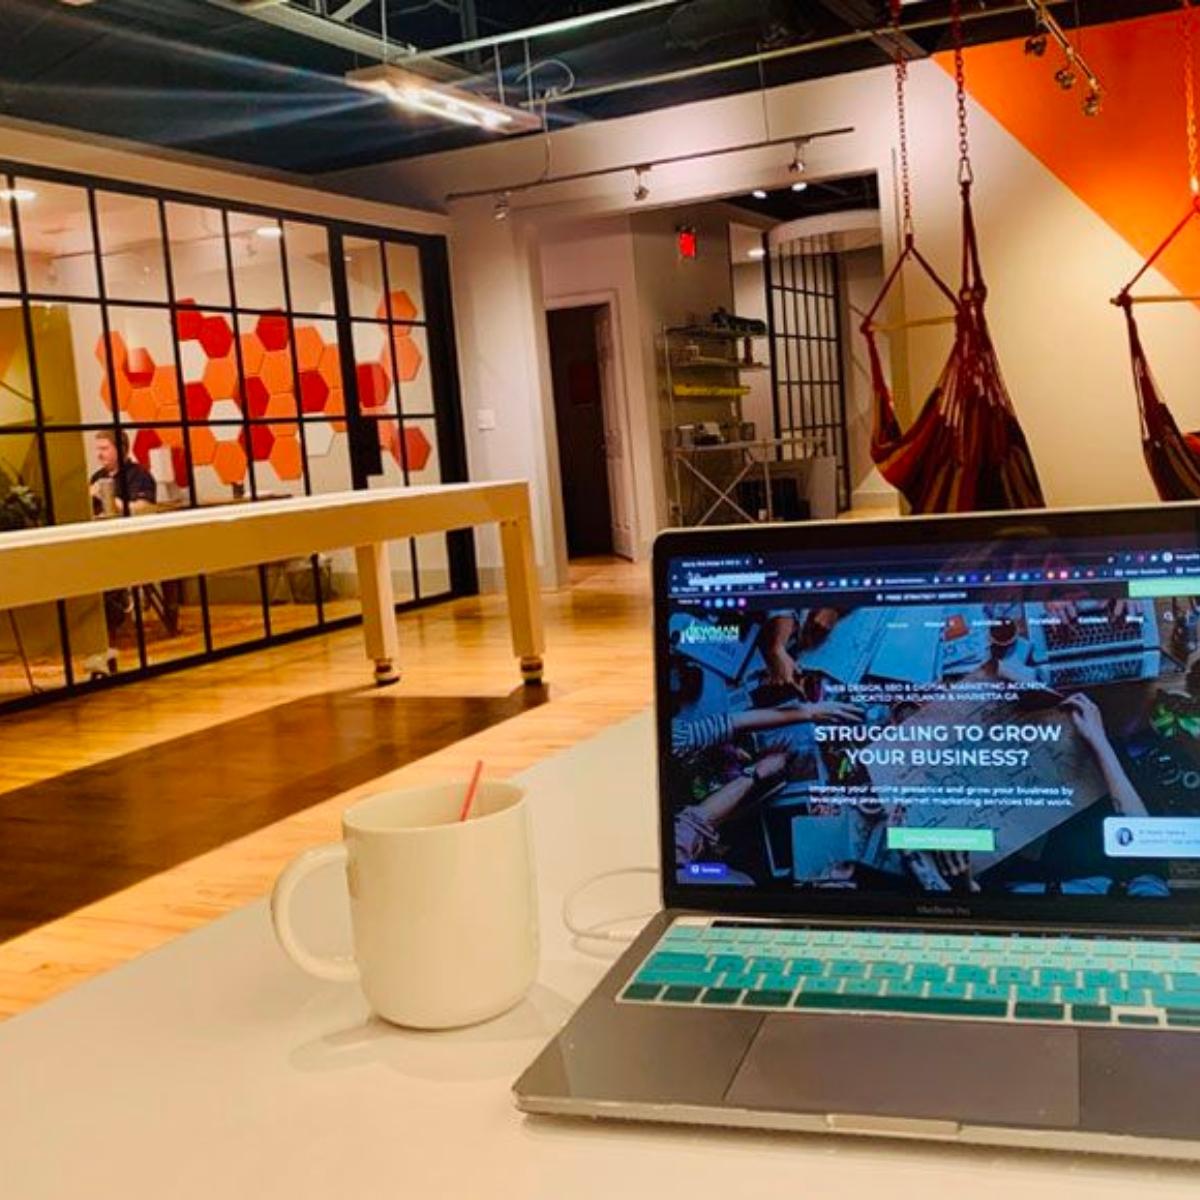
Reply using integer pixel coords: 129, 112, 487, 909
1129, 578, 1200, 598
886, 828, 996, 853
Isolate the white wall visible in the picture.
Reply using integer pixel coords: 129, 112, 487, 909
329, 55, 1200, 563
840, 245, 890, 502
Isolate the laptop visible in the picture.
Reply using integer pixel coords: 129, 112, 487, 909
514, 504, 1200, 1161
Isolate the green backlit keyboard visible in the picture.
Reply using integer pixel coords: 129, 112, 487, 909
620, 919, 1200, 1030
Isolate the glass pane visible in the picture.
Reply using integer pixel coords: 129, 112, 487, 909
228, 212, 285, 310
237, 311, 295, 426
294, 318, 343, 424
366, 424, 416, 603
247, 423, 302, 499
14, 179, 98, 297
37, 429, 93, 526
0, 431, 48, 528
0, 602, 67, 702
0, 218, 17, 292
400, 417, 441, 485
101, 306, 181, 430
344, 237, 385, 319
96, 191, 167, 303
352, 321, 397, 419
191, 427, 249, 505
415, 532, 451, 599
264, 554, 323, 637
0, 302, 33, 429
302, 419, 351, 493
284, 221, 333, 315
63, 594, 118, 686
205, 566, 268, 650
178, 307, 244, 426
165, 202, 230, 310
300, 435, 358, 623
30, 302, 105, 425
138, 575, 200, 668
383, 241, 424, 322
391, 325, 431, 415
118, 424, 187, 508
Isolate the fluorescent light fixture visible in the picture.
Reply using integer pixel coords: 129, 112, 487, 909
0, 188, 36, 203
255, 225, 283, 239
747, 247, 766, 260
346, 64, 541, 135
752, 189, 768, 200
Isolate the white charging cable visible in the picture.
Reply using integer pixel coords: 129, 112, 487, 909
561, 867, 660, 944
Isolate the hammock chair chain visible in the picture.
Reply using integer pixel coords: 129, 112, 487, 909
951, 0, 974, 187
1185, 0, 1199, 197
889, 0, 915, 241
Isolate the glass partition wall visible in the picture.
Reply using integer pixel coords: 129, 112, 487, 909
0, 165, 474, 710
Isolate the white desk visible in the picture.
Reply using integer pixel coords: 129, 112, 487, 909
0, 716, 1194, 1198
0, 482, 544, 686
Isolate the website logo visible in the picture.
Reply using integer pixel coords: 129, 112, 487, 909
679, 623, 740, 645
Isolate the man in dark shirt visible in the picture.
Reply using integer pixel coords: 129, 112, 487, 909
90, 429, 158, 643
90, 428, 156, 517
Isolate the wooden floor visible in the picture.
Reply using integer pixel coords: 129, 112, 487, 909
0, 557, 653, 1019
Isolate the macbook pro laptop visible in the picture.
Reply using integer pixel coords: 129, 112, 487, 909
514, 504, 1200, 1161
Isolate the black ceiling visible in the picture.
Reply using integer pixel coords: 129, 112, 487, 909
0, 1, 1180, 176
727, 172, 881, 222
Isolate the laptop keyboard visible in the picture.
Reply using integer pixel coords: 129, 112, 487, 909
619, 920, 1200, 1030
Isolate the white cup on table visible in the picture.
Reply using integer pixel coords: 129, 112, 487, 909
270, 781, 538, 1030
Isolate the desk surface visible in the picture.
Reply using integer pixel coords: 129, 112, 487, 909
0, 715, 1194, 1198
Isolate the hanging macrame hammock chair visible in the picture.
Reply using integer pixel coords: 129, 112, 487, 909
862, 1, 1045, 514
1113, 0, 1200, 501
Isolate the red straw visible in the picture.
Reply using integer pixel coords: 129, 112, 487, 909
459, 760, 485, 823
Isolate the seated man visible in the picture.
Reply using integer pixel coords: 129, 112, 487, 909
90, 429, 156, 517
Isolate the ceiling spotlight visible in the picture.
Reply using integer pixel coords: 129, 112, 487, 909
748, 247, 766, 260
633, 167, 650, 203
1055, 65, 1077, 90
493, 193, 511, 222
0, 188, 35, 203
752, 189, 768, 200
1024, 33, 1049, 57
1083, 89, 1102, 117
791, 180, 809, 193
255, 225, 283, 240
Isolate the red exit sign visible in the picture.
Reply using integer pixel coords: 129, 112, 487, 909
676, 226, 698, 260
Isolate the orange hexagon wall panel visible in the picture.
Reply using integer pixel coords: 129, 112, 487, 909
212, 440, 247, 486
403, 425, 432, 474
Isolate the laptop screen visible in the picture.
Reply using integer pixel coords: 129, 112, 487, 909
655, 507, 1200, 922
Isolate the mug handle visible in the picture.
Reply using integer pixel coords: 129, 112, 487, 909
270, 843, 361, 983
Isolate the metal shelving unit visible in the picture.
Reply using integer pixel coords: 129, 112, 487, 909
661, 323, 825, 526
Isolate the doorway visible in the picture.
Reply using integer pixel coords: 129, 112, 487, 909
546, 303, 633, 559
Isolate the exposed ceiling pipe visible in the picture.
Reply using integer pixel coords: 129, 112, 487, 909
202, 0, 683, 81
530, 0, 1071, 107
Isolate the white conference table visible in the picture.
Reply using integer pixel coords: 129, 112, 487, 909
0, 715, 1195, 1198
0, 482, 544, 686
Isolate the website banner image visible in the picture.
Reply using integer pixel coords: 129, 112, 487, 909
666, 549, 1200, 901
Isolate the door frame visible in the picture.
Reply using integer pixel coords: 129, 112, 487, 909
543, 289, 639, 562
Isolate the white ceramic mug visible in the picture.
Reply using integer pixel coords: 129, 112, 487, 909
270, 781, 538, 1029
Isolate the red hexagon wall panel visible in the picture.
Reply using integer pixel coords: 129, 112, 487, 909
96, 289, 428, 488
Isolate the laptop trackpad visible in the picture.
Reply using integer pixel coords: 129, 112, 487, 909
726, 1015, 1079, 1129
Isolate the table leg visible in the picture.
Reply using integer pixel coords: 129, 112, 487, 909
498, 513, 545, 685
355, 542, 400, 686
